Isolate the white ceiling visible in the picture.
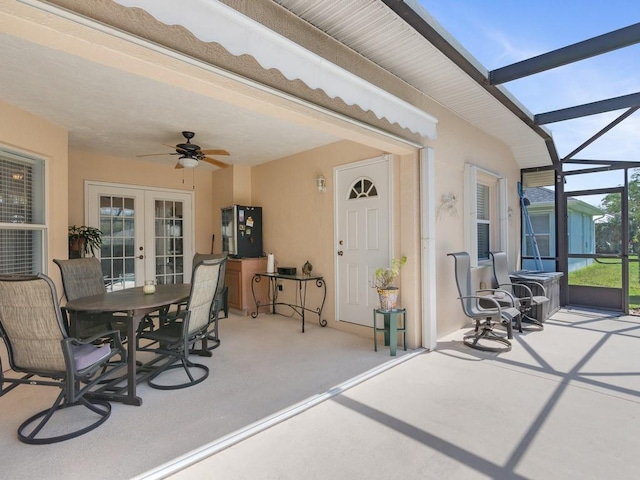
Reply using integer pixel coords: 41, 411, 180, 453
0, 31, 340, 170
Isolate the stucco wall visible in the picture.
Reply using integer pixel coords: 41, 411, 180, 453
67, 150, 217, 255
431, 108, 522, 337
0, 100, 68, 284
0, 100, 68, 371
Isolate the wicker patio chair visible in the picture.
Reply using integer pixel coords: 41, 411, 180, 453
0, 274, 127, 444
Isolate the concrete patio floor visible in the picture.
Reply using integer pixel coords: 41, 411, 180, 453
155, 308, 640, 479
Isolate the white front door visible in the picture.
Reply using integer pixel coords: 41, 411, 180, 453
335, 156, 391, 326
86, 182, 193, 289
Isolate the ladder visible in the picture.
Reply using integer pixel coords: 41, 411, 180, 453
518, 182, 543, 271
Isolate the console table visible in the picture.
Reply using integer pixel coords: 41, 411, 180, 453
251, 272, 327, 332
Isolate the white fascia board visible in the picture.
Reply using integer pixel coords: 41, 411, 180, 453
113, 0, 438, 140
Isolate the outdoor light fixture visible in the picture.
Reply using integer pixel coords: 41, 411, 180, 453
178, 156, 199, 168
315, 174, 327, 192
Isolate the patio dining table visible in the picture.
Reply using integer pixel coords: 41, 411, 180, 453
64, 283, 191, 406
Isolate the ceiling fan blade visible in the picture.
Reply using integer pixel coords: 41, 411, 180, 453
200, 149, 230, 156
201, 156, 230, 169
137, 152, 177, 158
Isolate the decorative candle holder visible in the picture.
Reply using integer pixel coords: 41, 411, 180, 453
143, 280, 156, 294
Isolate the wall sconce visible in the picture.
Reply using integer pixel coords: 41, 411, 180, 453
315, 174, 327, 193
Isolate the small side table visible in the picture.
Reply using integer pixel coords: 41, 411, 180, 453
373, 308, 407, 356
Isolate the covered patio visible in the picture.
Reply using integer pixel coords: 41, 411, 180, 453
1, 308, 639, 479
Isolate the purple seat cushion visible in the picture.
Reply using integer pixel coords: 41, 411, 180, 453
72, 343, 111, 371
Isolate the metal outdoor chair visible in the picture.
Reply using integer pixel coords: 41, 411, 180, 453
54, 257, 153, 340
54, 257, 126, 339
489, 251, 548, 331
137, 257, 224, 389
0, 274, 127, 444
191, 252, 228, 353
448, 252, 520, 352
160, 253, 228, 355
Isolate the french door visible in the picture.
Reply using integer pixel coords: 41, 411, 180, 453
86, 182, 193, 289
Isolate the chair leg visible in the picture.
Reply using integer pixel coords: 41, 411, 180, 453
521, 312, 544, 330
17, 389, 112, 445
147, 356, 209, 390
463, 318, 511, 353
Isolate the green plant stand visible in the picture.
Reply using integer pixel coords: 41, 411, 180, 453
373, 308, 407, 356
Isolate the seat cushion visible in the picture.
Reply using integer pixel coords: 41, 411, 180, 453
72, 343, 111, 371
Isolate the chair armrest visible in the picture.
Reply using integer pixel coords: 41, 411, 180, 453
477, 289, 516, 305
516, 280, 547, 297
458, 294, 504, 314
498, 282, 535, 300
66, 329, 126, 353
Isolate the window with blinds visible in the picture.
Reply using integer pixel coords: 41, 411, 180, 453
477, 183, 490, 260
0, 150, 46, 274
464, 163, 507, 267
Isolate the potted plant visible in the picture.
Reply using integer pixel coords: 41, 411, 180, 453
372, 256, 407, 310
68, 225, 103, 258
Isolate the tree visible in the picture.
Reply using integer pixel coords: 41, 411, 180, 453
599, 169, 640, 255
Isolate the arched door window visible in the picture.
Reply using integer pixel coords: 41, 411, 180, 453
348, 178, 378, 199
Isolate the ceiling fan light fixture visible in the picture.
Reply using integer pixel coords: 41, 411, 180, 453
178, 156, 199, 168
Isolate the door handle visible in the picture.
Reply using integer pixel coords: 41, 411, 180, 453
138, 255, 144, 259
337, 250, 343, 256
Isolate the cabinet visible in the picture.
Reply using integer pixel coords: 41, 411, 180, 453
226, 257, 268, 315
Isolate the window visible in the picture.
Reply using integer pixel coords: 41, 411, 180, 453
348, 178, 378, 199
525, 213, 551, 257
0, 149, 46, 274
464, 164, 508, 267
476, 183, 491, 260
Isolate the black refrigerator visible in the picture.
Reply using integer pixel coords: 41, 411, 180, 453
221, 205, 263, 258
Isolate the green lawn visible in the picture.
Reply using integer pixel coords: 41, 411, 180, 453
568, 257, 640, 309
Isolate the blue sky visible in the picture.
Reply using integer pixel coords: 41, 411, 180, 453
419, 1, 640, 196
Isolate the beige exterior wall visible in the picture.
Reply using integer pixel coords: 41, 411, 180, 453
0, 100, 68, 286
67, 151, 217, 256
430, 108, 522, 337
0, 100, 68, 371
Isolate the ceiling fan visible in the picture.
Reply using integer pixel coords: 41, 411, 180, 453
137, 131, 230, 169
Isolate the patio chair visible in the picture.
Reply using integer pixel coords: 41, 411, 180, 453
53, 257, 152, 339
137, 257, 224, 389
191, 252, 228, 353
54, 257, 125, 338
0, 274, 127, 444
489, 251, 548, 331
448, 252, 520, 352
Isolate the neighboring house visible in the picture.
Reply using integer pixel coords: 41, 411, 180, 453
522, 187, 603, 272
0, 0, 556, 356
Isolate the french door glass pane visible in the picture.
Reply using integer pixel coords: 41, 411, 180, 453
155, 200, 184, 285
100, 195, 135, 291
